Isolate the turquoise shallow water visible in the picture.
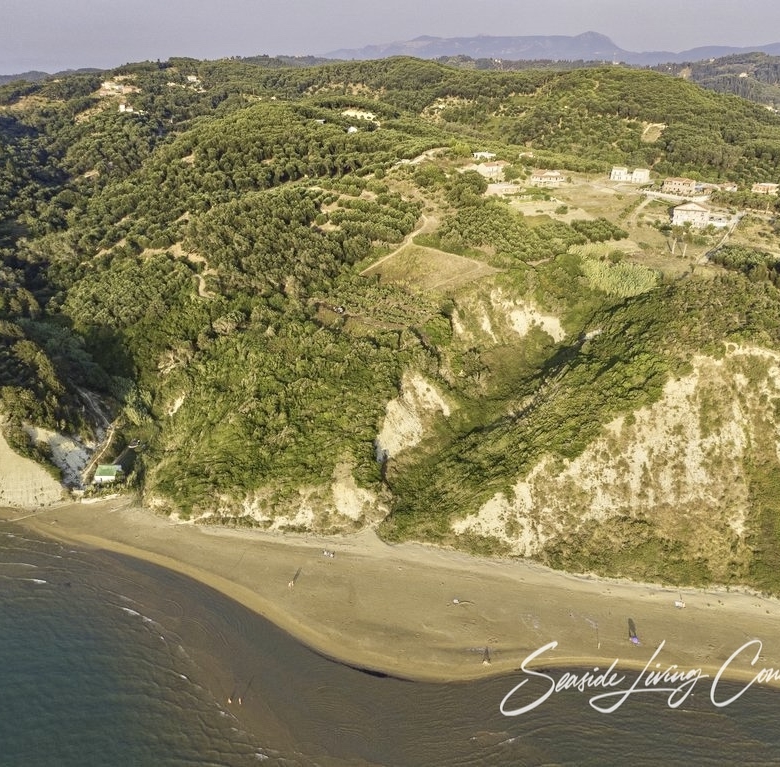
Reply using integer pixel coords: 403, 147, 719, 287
2, 518, 780, 767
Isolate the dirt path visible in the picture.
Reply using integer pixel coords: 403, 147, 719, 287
359, 212, 438, 276
623, 194, 654, 229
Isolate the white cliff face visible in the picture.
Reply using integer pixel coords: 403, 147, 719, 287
452, 347, 780, 571
0, 428, 64, 508
24, 425, 91, 486
375, 373, 452, 460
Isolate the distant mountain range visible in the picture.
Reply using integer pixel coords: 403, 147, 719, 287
5, 31, 780, 83
323, 31, 780, 66
0, 68, 100, 85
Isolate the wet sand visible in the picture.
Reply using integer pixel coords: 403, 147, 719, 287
6, 499, 780, 685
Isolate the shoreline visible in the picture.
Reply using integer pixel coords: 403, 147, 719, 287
4, 499, 780, 688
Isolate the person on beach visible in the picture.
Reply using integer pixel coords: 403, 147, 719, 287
628, 617, 640, 645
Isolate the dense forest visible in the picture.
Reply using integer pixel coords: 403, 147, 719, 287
4, 55, 780, 591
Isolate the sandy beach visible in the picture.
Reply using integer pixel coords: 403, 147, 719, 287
4, 498, 780, 686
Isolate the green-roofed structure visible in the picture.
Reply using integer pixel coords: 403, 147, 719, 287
93, 464, 124, 485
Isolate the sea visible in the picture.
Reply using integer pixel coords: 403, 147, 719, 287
2, 515, 780, 767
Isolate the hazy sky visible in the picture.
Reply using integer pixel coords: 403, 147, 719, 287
4, 0, 780, 74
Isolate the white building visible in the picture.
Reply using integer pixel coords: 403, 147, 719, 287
93, 464, 124, 484
610, 166, 650, 183
475, 161, 508, 179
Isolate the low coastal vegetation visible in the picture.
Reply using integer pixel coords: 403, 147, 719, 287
4, 56, 780, 593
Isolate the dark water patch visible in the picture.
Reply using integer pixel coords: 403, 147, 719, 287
0, 521, 301, 766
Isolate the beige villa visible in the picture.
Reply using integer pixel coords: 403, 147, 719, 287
530, 169, 564, 187
662, 177, 698, 196
751, 182, 779, 195
671, 201, 710, 228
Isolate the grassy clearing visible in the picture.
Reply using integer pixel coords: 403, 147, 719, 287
362, 243, 499, 292
508, 198, 595, 223
641, 122, 667, 143
553, 176, 639, 218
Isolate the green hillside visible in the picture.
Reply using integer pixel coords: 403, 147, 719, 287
654, 52, 780, 111
4, 57, 780, 591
